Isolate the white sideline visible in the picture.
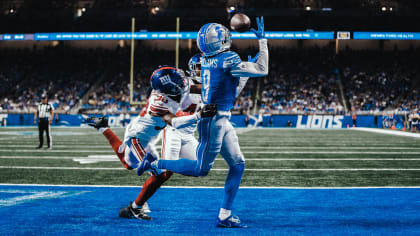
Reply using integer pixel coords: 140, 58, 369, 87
354, 128, 420, 139
1, 183, 420, 189
2, 166, 420, 171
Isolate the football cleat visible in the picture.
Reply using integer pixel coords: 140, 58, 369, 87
119, 202, 152, 220
216, 215, 248, 228
86, 116, 109, 130
136, 153, 160, 176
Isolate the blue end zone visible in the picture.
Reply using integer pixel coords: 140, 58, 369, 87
1, 185, 420, 235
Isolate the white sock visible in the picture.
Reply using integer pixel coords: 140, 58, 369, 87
218, 208, 231, 220
132, 202, 141, 209
99, 127, 109, 133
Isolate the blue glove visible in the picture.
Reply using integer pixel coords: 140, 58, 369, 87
248, 52, 260, 63
251, 17, 265, 39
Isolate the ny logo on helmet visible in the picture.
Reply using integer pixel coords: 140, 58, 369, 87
160, 74, 171, 85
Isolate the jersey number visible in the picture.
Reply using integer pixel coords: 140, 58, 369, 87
202, 69, 210, 103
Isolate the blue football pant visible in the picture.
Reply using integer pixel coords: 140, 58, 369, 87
157, 114, 245, 210
158, 114, 245, 175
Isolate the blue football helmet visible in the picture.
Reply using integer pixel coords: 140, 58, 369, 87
150, 66, 188, 102
197, 23, 232, 57
188, 53, 202, 78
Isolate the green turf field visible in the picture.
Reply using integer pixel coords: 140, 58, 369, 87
1, 127, 419, 187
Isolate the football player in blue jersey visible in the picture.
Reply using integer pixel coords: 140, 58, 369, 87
138, 17, 268, 227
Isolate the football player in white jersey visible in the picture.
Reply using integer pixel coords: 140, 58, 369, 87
161, 55, 202, 162
87, 66, 217, 220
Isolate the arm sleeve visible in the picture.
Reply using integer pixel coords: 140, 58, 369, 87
171, 114, 199, 129
235, 77, 249, 98
230, 39, 269, 77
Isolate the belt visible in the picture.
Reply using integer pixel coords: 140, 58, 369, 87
217, 111, 231, 117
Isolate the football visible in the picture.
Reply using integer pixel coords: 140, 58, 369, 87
230, 13, 251, 33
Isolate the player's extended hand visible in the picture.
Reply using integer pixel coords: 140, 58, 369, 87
251, 17, 265, 40
200, 104, 217, 118
248, 52, 260, 63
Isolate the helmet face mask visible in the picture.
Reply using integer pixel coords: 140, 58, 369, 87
188, 53, 202, 79
197, 23, 232, 57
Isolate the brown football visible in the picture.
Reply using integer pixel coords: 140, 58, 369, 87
230, 13, 251, 33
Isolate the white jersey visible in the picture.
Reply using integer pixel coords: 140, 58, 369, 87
177, 92, 201, 135
123, 90, 180, 147
161, 87, 201, 161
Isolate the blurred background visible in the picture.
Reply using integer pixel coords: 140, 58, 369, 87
0, 0, 419, 129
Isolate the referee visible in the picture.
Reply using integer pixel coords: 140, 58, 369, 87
34, 94, 54, 149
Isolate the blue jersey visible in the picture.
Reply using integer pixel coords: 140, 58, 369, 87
200, 51, 242, 111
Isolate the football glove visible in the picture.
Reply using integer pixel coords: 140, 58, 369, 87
251, 17, 265, 40
200, 104, 218, 118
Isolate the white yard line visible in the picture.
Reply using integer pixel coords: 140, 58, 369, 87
354, 128, 420, 139
0, 149, 114, 153
2, 155, 420, 162
1, 166, 420, 171
0, 156, 85, 160
0, 166, 126, 170
1, 183, 420, 189
0, 145, 113, 148
1, 149, 420, 154
2, 145, 420, 150
0, 137, 17, 140
241, 151, 420, 154
241, 146, 420, 150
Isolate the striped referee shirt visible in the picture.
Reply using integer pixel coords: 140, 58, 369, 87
37, 103, 54, 119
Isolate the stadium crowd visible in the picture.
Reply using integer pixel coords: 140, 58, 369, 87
337, 49, 419, 113
0, 45, 419, 115
0, 47, 93, 113
235, 47, 343, 114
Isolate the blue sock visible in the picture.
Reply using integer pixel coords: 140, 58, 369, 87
222, 163, 245, 210
157, 159, 198, 176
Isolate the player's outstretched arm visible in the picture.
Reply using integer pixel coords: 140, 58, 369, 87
235, 53, 260, 97
160, 112, 199, 129
160, 104, 217, 129
231, 17, 268, 78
